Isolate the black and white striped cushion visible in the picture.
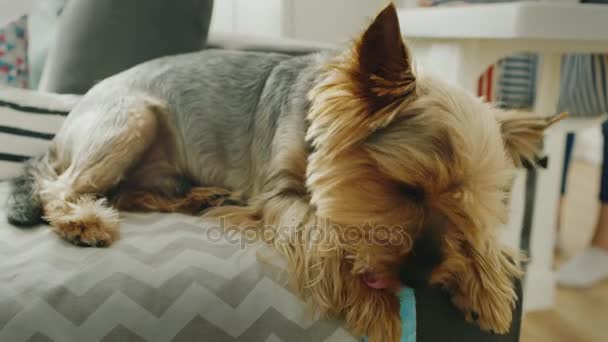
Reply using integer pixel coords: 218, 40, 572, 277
0, 86, 79, 179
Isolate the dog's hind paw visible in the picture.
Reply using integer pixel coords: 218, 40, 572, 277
48, 196, 120, 247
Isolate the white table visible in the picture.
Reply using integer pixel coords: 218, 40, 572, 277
399, 2, 608, 311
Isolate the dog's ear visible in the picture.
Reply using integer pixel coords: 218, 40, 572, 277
307, 3, 417, 155
498, 111, 566, 166
354, 3, 417, 112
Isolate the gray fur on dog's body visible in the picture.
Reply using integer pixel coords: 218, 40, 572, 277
76, 50, 321, 192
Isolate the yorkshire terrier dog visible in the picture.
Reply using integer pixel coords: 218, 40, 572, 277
7, 3, 562, 341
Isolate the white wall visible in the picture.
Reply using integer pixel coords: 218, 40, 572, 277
290, 0, 388, 43
399, 0, 419, 7
210, 0, 391, 44
0, 0, 36, 26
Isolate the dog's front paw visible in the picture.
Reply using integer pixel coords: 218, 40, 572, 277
451, 286, 516, 334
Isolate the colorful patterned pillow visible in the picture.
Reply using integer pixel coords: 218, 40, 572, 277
0, 16, 29, 89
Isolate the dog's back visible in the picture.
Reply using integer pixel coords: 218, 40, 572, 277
140, 50, 322, 192
126, 49, 323, 192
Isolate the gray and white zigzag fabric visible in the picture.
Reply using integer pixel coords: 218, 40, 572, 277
0, 184, 357, 342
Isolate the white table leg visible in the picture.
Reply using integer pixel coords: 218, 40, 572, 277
523, 52, 564, 311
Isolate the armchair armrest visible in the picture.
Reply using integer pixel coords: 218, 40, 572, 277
416, 281, 523, 342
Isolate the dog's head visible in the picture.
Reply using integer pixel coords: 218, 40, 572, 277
305, 3, 563, 291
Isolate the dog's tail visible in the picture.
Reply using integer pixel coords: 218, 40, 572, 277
6, 154, 56, 227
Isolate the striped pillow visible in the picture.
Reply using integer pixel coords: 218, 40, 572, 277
0, 85, 78, 179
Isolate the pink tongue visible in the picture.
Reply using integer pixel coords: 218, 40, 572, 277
363, 273, 391, 289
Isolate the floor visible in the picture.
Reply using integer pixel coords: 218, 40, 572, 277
520, 160, 608, 342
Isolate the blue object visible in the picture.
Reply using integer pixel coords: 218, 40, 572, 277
362, 288, 416, 342
400, 288, 416, 342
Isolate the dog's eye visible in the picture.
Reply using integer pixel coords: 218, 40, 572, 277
399, 183, 425, 202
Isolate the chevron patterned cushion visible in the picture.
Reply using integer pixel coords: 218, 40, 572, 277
0, 182, 363, 342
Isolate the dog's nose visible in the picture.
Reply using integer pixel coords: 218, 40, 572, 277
398, 226, 444, 288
